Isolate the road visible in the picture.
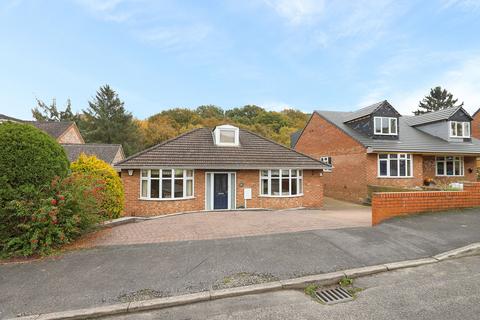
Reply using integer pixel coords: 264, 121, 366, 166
101, 255, 480, 320
1, 208, 479, 318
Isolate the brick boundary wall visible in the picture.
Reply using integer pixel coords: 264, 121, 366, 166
372, 182, 480, 225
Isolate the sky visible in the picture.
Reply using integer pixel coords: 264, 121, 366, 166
0, 0, 479, 120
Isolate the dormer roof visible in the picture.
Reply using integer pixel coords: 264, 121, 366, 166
405, 106, 472, 126
343, 100, 400, 123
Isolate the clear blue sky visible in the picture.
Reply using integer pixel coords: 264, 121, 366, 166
1, 0, 479, 120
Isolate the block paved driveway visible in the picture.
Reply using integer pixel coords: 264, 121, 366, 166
72, 197, 371, 248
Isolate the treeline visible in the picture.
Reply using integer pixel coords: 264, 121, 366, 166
32, 85, 309, 156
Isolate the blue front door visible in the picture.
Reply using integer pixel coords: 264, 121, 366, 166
214, 174, 228, 210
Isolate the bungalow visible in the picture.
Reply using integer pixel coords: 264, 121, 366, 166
0, 114, 124, 165
115, 125, 329, 216
293, 101, 480, 204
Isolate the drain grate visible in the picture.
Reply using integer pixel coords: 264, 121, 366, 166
315, 287, 353, 305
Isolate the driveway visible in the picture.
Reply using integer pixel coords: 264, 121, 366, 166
1, 208, 479, 318
72, 197, 371, 248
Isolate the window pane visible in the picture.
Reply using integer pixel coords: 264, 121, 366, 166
174, 179, 183, 198
454, 160, 460, 175
375, 118, 381, 133
219, 129, 235, 143
271, 170, 279, 177
141, 170, 148, 177
186, 180, 193, 197
390, 154, 397, 159
382, 118, 389, 134
151, 169, 159, 178
460, 158, 464, 175
282, 170, 289, 177
407, 159, 411, 176
141, 180, 148, 197
162, 169, 172, 178
186, 170, 193, 177
261, 170, 269, 177
451, 122, 456, 136
291, 170, 297, 177
298, 178, 303, 194
399, 159, 406, 176
390, 118, 397, 134
390, 159, 398, 176
162, 179, 172, 198
464, 123, 470, 137
271, 179, 280, 195
291, 178, 297, 195
281, 178, 289, 195
457, 123, 463, 136
175, 169, 183, 178
437, 161, 444, 175
379, 159, 387, 176
151, 180, 160, 198
446, 160, 454, 175
261, 179, 269, 195
298, 170, 303, 177
379, 154, 388, 159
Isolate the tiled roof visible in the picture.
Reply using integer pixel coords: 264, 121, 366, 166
405, 106, 471, 126
116, 127, 329, 169
62, 143, 124, 164
342, 101, 388, 122
315, 109, 480, 154
28, 121, 74, 139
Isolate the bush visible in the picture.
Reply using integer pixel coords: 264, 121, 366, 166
71, 154, 124, 219
0, 173, 105, 257
0, 122, 69, 206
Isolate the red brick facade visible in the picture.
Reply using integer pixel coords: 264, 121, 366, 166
122, 169, 324, 216
295, 113, 479, 204
295, 113, 368, 203
372, 182, 480, 225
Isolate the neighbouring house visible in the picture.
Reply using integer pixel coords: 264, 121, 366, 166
293, 100, 480, 204
470, 108, 480, 168
0, 114, 124, 165
115, 125, 329, 216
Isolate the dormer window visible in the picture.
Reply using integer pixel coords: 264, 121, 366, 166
374, 117, 397, 135
450, 121, 470, 138
214, 125, 240, 146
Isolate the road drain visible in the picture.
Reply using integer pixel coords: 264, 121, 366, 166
315, 287, 353, 305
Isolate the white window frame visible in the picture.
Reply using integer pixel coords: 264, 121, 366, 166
435, 156, 464, 177
374, 117, 398, 135
214, 125, 240, 146
377, 153, 413, 178
140, 169, 194, 200
259, 169, 303, 197
449, 121, 470, 138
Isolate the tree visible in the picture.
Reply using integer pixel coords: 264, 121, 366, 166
32, 98, 79, 122
225, 105, 265, 125
81, 85, 141, 156
196, 105, 224, 119
413, 86, 464, 115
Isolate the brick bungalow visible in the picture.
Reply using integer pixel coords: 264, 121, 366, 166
115, 125, 329, 216
293, 101, 480, 204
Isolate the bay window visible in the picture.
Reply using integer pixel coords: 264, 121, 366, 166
378, 154, 412, 177
374, 117, 397, 135
260, 169, 303, 196
436, 156, 464, 176
140, 169, 194, 199
449, 121, 470, 138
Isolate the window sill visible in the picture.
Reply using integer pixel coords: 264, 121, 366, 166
259, 194, 304, 198
139, 197, 196, 201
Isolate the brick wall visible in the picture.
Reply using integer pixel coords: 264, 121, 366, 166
294, 113, 368, 203
372, 182, 480, 225
472, 111, 480, 140
122, 169, 324, 216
